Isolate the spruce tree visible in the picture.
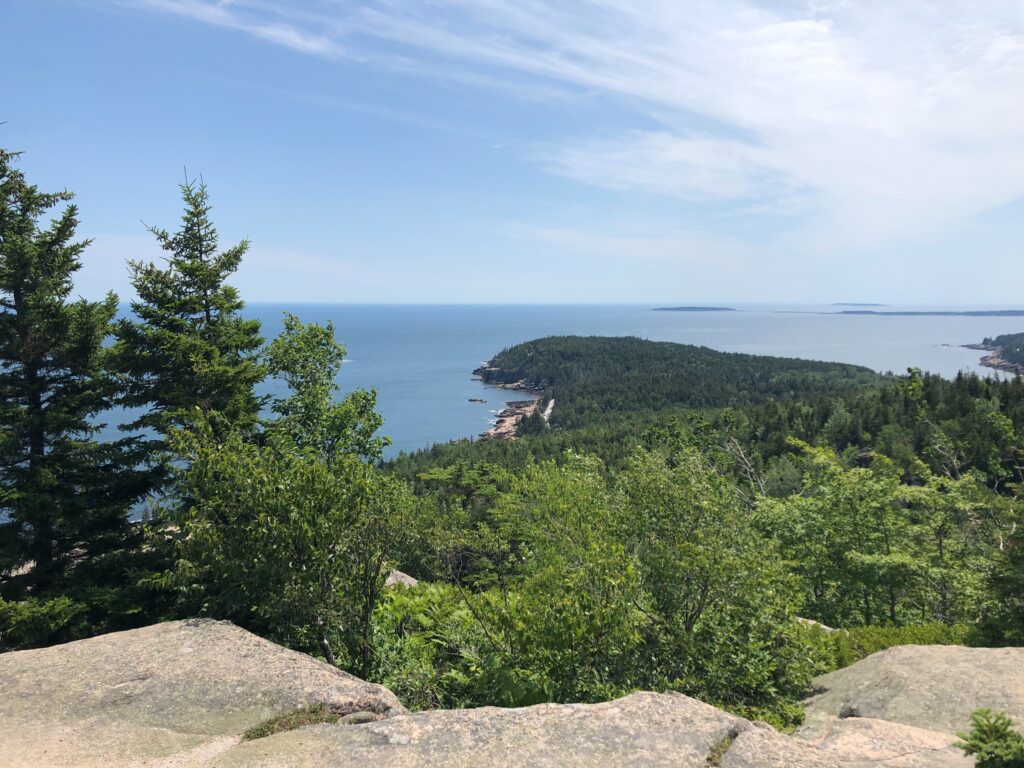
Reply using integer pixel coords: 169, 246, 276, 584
0, 149, 141, 598
111, 178, 264, 466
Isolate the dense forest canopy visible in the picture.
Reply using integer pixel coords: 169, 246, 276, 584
477, 335, 882, 429
2, 150, 1023, 734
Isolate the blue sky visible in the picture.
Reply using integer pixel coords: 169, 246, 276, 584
3, 0, 1024, 304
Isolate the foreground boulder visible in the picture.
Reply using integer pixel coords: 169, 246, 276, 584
0, 619, 404, 768
724, 717, 970, 767
1, 623, 1017, 767
803, 644, 1024, 735
216, 694, 970, 767
217, 691, 746, 768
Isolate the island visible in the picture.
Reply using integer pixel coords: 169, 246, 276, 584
965, 331, 1024, 375
831, 303, 889, 307
652, 306, 736, 312
835, 309, 1024, 317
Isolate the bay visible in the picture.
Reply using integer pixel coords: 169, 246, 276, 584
245, 303, 1024, 458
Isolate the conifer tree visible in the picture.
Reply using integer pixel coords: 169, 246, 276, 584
111, 178, 264, 466
0, 149, 141, 597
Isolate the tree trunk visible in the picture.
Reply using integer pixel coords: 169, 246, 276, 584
319, 636, 337, 667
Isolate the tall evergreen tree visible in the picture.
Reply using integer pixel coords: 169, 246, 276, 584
111, 178, 264, 466
0, 149, 141, 598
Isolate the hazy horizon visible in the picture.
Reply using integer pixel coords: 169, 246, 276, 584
4, 1, 1023, 305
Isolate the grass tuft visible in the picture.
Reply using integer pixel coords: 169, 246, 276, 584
242, 703, 345, 741
706, 734, 735, 766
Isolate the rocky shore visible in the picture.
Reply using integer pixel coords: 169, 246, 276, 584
473, 361, 548, 440
482, 398, 541, 439
964, 343, 1024, 375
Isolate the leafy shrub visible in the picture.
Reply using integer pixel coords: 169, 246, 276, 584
956, 709, 1024, 768
0, 596, 88, 651
370, 582, 491, 710
375, 448, 829, 727
831, 623, 981, 669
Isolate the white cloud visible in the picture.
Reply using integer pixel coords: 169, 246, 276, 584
120, 0, 343, 58
540, 132, 792, 203
98, 1, 1024, 254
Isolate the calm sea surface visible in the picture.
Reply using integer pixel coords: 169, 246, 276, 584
240, 304, 1024, 458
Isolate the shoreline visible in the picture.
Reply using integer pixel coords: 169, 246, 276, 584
480, 396, 542, 439
472, 362, 548, 440
963, 344, 1024, 376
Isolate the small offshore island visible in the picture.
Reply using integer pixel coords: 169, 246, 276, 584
652, 306, 736, 312
836, 309, 1024, 317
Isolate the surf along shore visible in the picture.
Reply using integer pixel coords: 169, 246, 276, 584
472, 362, 550, 439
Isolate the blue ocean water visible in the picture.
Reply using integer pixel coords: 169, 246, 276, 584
245, 304, 1024, 458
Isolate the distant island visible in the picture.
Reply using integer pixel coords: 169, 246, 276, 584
652, 306, 736, 312
832, 303, 889, 307
965, 331, 1024, 375
837, 309, 1024, 317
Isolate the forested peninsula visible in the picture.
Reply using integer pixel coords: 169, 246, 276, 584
4, 149, 1024, 763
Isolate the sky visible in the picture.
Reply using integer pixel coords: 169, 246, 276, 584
3, 0, 1024, 304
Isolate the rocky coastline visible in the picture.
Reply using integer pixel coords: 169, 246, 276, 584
963, 343, 1024, 375
472, 362, 547, 440
482, 398, 541, 439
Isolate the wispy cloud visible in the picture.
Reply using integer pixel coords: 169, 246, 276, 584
97, 1, 1024, 250
120, 0, 343, 58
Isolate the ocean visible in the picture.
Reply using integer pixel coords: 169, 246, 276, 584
243, 304, 1024, 458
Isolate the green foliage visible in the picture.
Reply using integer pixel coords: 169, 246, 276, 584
478, 335, 882, 430
387, 363, 1024, 722
3, 156, 1023, 740
613, 445, 811, 725
164, 427, 412, 676
399, 367, 1024, 501
475, 454, 648, 705
988, 509, 1024, 643
371, 582, 490, 710
111, 178, 264, 456
161, 314, 407, 676
380, 444, 824, 726
756, 444, 1009, 628
0, 595, 88, 651
266, 312, 388, 462
956, 709, 1024, 768
0, 148, 143, 601
830, 623, 982, 669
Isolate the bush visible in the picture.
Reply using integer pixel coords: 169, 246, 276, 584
370, 582, 491, 710
376, 449, 830, 727
956, 709, 1024, 768
0, 596, 89, 651
831, 623, 982, 669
